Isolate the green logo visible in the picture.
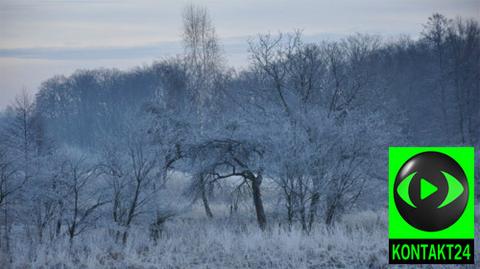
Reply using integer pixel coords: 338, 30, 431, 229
389, 147, 474, 264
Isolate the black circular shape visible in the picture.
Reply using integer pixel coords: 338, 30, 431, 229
394, 151, 468, 231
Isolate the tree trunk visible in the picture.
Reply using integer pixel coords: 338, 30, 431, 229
3, 195, 11, 261
299, 201, 307, 232
325, 202, 336, 226
325, 209, 334, 226
56, 216, 62, 237
122, 230, 128, 245
307, 191, 320, 232
201, 176, 213, 218
285, 192, 293, 228
250, 173, 267, 230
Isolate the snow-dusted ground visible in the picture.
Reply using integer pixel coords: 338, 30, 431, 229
5, 207, 479, 269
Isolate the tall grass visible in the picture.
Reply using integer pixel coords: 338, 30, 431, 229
5, 207, 479, 268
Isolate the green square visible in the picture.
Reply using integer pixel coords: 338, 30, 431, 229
389, 147, 474, 239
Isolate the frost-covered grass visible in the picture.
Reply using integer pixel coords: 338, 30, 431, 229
5, 206, 479, 269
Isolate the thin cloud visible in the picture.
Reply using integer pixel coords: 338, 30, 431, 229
0, 42, 182, 60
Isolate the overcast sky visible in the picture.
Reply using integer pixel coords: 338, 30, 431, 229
0, 0, 478, 109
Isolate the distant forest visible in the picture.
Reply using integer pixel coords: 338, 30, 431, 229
31, 14, 478, 151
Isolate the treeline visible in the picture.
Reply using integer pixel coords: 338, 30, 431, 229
0, 8, 479, 254
34, 14, 479, 149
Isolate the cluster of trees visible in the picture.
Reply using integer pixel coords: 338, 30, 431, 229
1, 6, 478, 256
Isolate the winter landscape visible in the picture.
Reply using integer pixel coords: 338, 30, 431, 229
0, 1, 479, 268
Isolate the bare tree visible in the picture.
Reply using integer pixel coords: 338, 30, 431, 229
60, 157, 107, 243
248, 32, 327, 231
99, 118, 159, 244
182, 4, 223, 101
0, 149, 19, 210
0, 147, 19, 257
2, 91, 44, 186
248, 32, 383, 229
422, 13, 452, 138
182, 3, 227, 125
446, 18, 480, 145
0, 91, 45, 254
188, 139, 267, 230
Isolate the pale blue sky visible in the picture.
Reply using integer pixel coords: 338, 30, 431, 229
0, 0, 478, 108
